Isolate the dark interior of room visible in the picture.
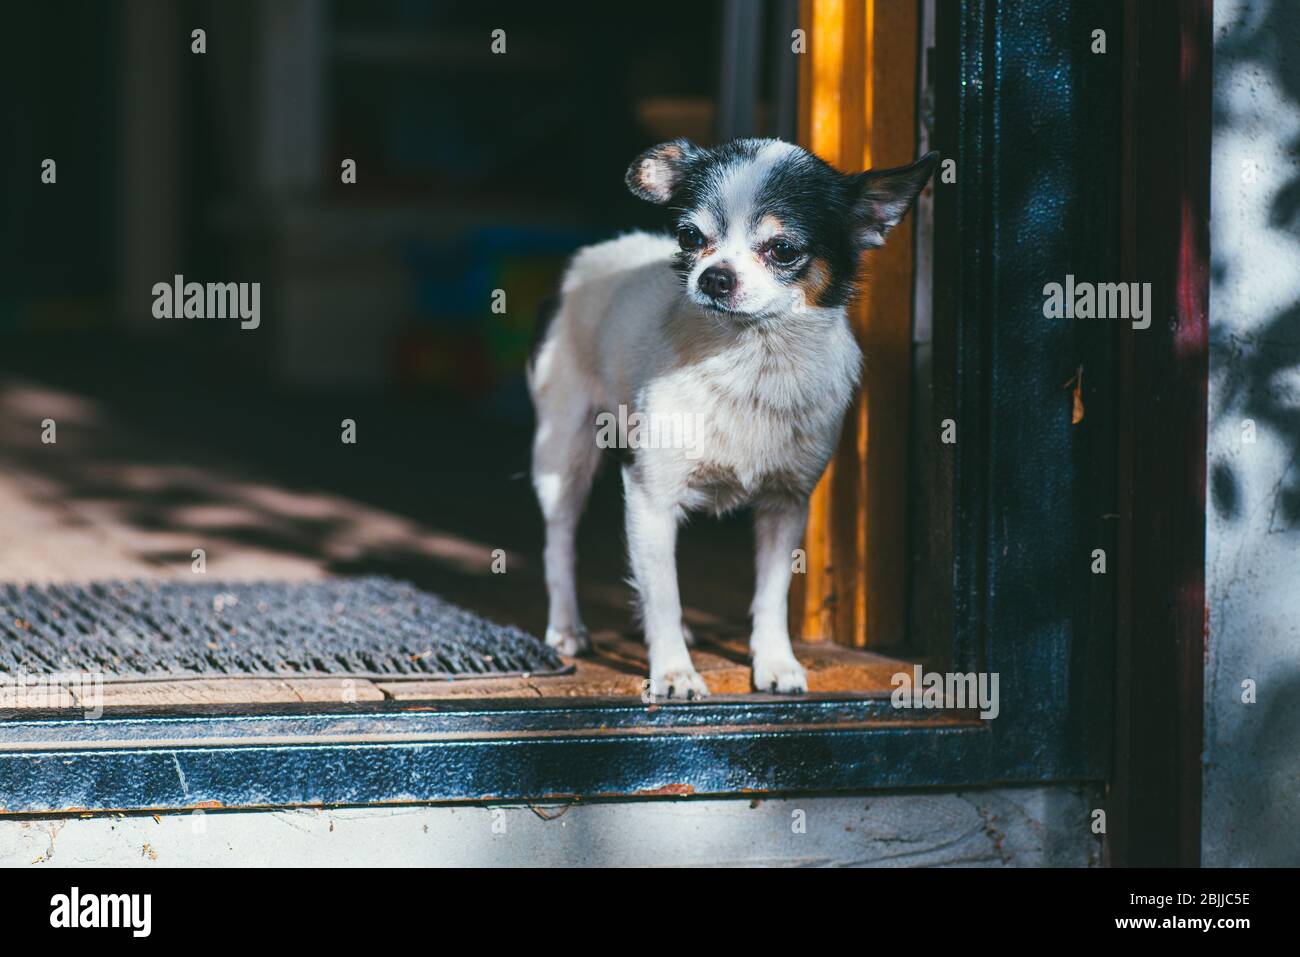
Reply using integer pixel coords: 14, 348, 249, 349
2, 1, 891, 697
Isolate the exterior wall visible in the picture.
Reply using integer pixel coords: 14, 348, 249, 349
1204, 0, 1300, 867
1, 786, 1100, 867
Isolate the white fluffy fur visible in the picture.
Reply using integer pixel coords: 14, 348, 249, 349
529, 230, 861, 697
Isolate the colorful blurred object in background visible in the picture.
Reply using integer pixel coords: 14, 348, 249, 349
399, 226, 599, 419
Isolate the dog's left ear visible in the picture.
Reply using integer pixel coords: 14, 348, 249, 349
851, 151, 940, 249
626, 139, 700, 204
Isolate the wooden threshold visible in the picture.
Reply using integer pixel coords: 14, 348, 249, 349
0, 635, 913, 710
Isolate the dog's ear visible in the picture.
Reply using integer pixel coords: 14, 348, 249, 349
850, 151, 940, 249
626, 139, 700, 204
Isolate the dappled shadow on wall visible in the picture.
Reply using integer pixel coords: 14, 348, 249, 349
1208, 0, 1300, 531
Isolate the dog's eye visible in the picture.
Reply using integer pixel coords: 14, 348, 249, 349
676, 225, 706, 251
767, 240, 802, 265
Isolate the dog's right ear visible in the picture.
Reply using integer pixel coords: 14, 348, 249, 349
625, 139, 699, 204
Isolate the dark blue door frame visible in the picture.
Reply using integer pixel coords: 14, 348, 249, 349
0, 698, 1001, 813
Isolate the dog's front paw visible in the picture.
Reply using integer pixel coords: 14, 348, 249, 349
649, 667, 710, 700
752, 655, 808, 694
545, 626, 592, 657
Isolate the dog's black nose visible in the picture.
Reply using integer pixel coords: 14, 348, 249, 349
698, 266, 736, 299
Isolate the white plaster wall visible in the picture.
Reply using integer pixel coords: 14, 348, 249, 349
0, 787, 1100, 868
1205, 0, 1300, 867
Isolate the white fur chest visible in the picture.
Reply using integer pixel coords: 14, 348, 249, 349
637, 312, 861, 514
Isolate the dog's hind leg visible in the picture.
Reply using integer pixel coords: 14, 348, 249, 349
530, 351, 600, 657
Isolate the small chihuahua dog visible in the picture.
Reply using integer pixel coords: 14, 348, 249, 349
529, 138, 937, 697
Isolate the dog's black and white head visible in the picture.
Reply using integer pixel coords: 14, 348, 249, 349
626, 138, 938, 318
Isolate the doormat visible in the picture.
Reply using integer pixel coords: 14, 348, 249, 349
0, 577, 569, 682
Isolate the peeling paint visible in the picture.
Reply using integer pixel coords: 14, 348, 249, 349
636, 784, 696, 797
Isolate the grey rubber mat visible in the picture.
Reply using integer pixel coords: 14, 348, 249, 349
0, 577, 568, 682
